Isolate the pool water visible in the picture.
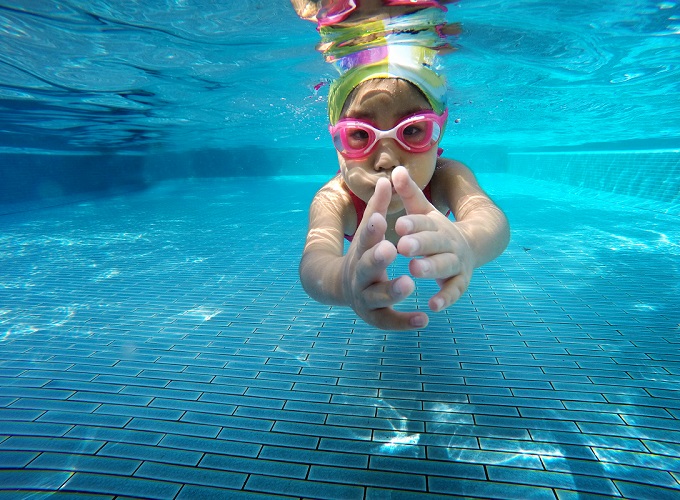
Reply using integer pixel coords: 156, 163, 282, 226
1, 0, 680, 498
1, 174, 679, 498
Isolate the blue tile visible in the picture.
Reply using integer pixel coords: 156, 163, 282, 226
319, 437, 425, 459
478, 414, 580, 432
0, 397, 18, 408
428, 476, 557, 499
62, 472, 180, 499
126, 417, 220, 438
37, 411, 131, 428
120, 385, 202, 401
0, 435, 105, 455
149, 396, 237, 415
199, 453, 308, 479
518, 407, 625, 425
65, 425, 163, 445
0, 408, 46, 421
480, 437, 596, 460
259, 445, 369, 468
370, 455, 486, 480
199, 391, 285, 410
614, 480, 680, 500
181, 410, 273, 431
592, 447, 680, 473
159, 433, 262, 458
27, 452, 140, 475
97, 442, 202, 466
427, 446, 544, 469
488, 465, 619, 496
44, 380, 124, 394
326, 414, 425, 433
0, 469, 72, 490
543, 456, 679, 489
1, 387, 76, 401
469, 394, 566, 409
217, 426, 318, 449
273, 420, 372, 441
283, 400, 377, 418
68, 392, 153, 406
233, 405, 326, 424
176, 483, 292, 499
0, 450, 39, 467
245, 387, 331, 403
309, 464, 426, 491
529, 430, 647, 452
134, 461, 247, 489
245, 474, 364, 499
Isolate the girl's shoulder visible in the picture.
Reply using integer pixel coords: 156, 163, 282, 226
434, 157, 473, 176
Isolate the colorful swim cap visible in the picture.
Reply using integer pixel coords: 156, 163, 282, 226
317, 6, 454, 124
292, 1, 457, 124
326, 44, 448, 125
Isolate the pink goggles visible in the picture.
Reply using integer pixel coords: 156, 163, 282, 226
329, 109, 448, 159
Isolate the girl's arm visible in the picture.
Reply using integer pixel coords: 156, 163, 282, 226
299, 180, 349, 305
436, 160, 510, 268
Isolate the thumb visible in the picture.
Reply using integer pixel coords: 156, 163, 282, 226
392, 166, 433, 215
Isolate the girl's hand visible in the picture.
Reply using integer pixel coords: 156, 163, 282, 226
392, 166, 474, 312
342, 177, 430, 330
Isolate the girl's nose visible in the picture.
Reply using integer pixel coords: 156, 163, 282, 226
372, 140, 402, 171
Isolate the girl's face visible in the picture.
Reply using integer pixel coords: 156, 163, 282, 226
337, 78, 439, 214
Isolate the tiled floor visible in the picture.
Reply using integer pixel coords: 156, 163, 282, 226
0, 174, 678, 499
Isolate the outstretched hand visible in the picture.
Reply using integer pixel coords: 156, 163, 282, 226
392, 166, 474, 313
342, 177, 429, 330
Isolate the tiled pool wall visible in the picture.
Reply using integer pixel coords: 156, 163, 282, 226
1, 148, 679, 210
507, 149, 680, 208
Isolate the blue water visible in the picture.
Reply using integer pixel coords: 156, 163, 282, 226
0, 0, 678, 153
1, 1, 680, 499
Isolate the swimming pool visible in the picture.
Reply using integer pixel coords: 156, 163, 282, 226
1, 1, 680, 499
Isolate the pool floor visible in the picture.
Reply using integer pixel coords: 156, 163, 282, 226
0, 174, 679, 499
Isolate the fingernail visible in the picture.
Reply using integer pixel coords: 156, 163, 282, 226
392, 281, 402, 296
374, 247, 384, 263
432, 298, 444, 311
410, 315, 426, 328
419, 261, 431, 273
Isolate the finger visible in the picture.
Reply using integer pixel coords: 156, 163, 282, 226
355, 211, 388, 257
365, 307, 430, 331
408, 253, 461, 279
354, 239, 397, 290
429, 274, 468, 312
363, 176, 392, 221
395, 214, 437, 236
392, 166, 434, 215
398, 226, 460, 257
353, 178, 392, 255
361, 275, 415, 309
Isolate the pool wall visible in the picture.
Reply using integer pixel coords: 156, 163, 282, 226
507, 150, 680, 207
1, 148, 678, 212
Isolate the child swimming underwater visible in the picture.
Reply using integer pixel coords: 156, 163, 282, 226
294, 0, 510, 330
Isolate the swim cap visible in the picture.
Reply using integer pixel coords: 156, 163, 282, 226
327, 45, 447, 124
317, 7, 454, 124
